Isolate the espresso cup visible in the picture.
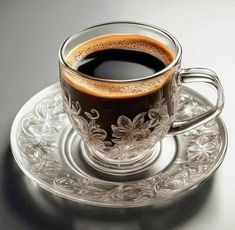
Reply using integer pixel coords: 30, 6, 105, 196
59, 22, 224, 176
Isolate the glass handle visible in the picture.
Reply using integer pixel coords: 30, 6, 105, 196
169, 68, 224, 135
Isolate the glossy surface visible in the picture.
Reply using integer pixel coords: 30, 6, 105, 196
76, 49, 166, 80
0, 0, 233, 229
10, 84, 227, 207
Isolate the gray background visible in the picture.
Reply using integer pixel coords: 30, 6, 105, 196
0, 0, 234, 229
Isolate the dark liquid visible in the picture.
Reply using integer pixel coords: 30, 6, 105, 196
76, 49, 166, 80
61, 35, 175, 143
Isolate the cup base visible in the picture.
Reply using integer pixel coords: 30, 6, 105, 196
62, 126, 177, 182
80, 141, 161, 177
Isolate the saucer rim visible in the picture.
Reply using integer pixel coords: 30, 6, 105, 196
10, 83, 228, 208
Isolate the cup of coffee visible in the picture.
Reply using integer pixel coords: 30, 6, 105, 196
59, 22, 224, 176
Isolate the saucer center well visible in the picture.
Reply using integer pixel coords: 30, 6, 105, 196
60, 127, 177, 182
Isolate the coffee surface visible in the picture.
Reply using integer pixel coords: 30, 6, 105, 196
62, 34, 175, 99
75, 48, 166, 80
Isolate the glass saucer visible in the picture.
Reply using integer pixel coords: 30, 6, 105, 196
10, 83, 227, 208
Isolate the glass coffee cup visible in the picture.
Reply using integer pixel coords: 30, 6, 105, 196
59, 22, 224, 176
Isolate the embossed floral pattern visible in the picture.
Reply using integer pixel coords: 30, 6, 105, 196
16, 89, 223, 206
18, 95, 64, 182
187, 136, 217, 162
62, 89, 108, 150
62, 88, 171, 160
111, 112, 150, 144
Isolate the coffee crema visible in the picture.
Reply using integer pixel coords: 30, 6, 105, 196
62, 34, 175, 99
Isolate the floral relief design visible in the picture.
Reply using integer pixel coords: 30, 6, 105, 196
187, 135, 218, 162
62, 88, 171, 160
18, 95, 64, 182
17, 89, 222, 205
62, 90, 108, 151
111, 112, 150, 144
111, 98, 170, 144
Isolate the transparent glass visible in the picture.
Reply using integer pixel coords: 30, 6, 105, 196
59, 22, 224, 176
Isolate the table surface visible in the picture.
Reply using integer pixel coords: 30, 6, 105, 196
0, 0, 234, 229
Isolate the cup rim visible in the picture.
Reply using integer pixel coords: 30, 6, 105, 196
59, 21, 182, 83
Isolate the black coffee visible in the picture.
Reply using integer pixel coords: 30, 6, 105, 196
61, 34, 175, 143
76, 49, 166, 80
